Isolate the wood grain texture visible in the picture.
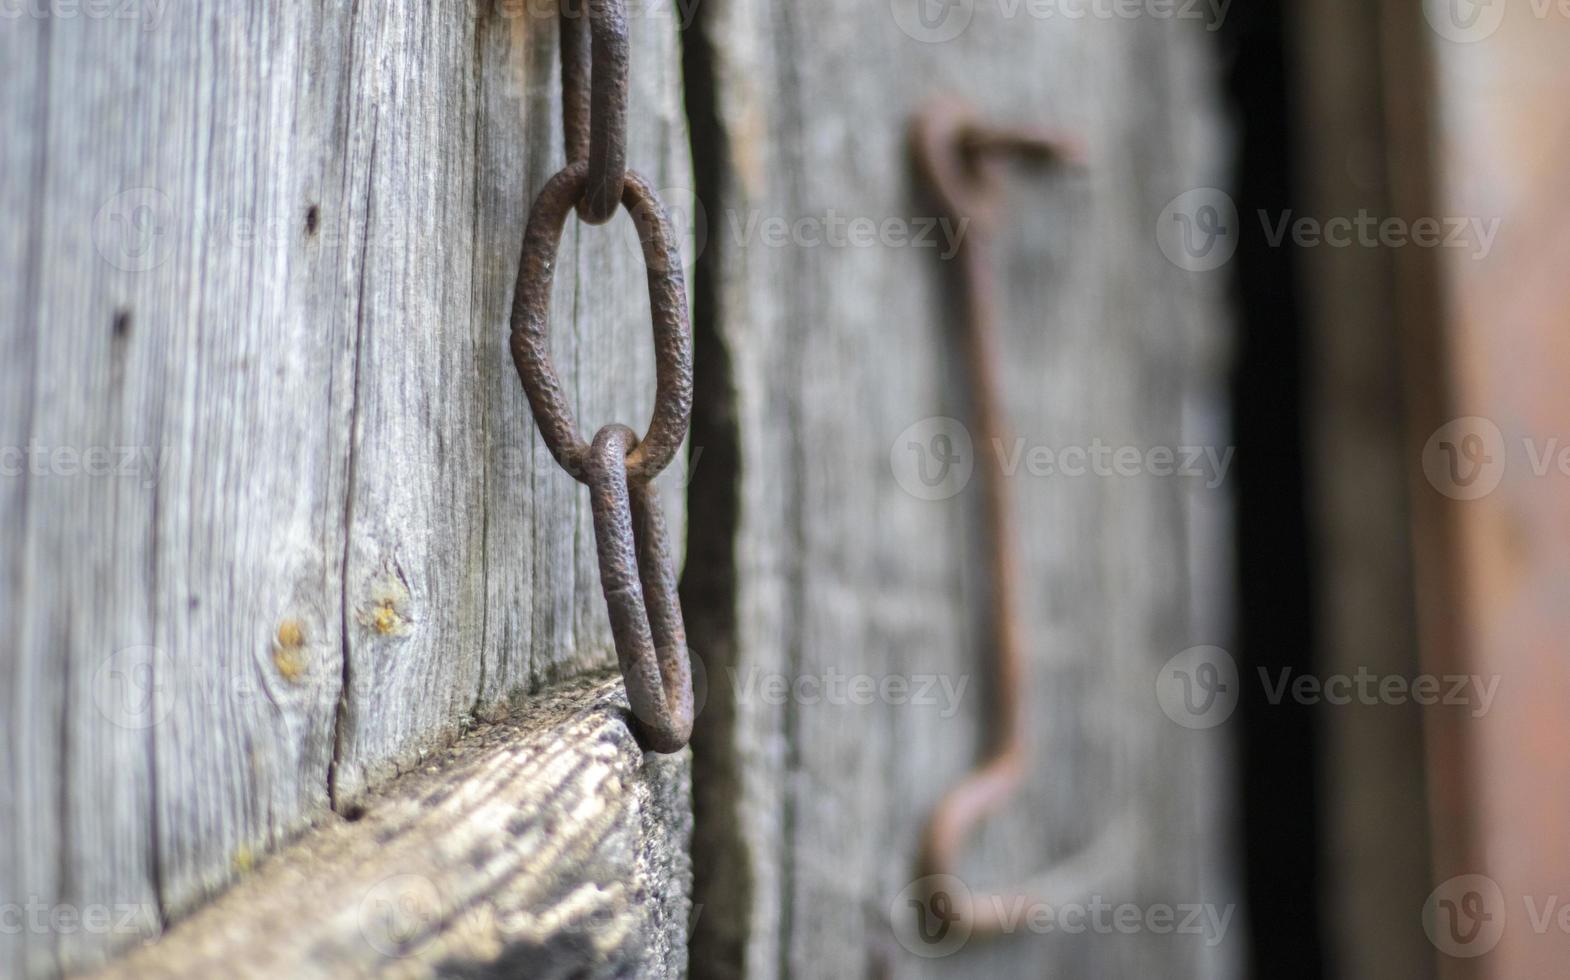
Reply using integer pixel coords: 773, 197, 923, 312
0, 3, 690, 975
84, 674, 693, 980
682, 3, 1237, 977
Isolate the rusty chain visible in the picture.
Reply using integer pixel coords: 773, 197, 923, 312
558, 0, 628, 224
909, 98, 1081, 937
510, 1, 694, 754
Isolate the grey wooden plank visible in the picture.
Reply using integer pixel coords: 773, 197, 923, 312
85, 674, 693, 980
5, 9, 348, 973
685, 3, 1237, 977
1, 12, 56, 979
0, 4, 690, 975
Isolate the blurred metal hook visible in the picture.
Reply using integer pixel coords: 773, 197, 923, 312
909, 98, 1082, 938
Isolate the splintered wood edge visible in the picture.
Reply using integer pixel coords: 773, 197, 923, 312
84, 674, 693, 980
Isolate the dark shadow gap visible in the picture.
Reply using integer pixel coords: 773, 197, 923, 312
1220, 4, 1327, 977
677, 12, 753, 980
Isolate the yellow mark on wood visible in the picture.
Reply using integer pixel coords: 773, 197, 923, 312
273, 619, 309, 683
356, 570, 413, 639
277, 620, 304, 649
371, 602, 401, 635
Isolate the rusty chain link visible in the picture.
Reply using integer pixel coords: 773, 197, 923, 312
586, 425, 694, 753
511, 162, 693, 485
558, 0, 628, 223
910, 98, 1081, 937
509, 3, 694, 753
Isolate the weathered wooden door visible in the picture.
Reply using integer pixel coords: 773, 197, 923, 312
1, 2, 1234, 977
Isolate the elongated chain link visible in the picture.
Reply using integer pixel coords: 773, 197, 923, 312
559, 0, 628, 223
510, 3, 694, 753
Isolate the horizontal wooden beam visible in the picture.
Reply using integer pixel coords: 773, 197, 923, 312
84, 675, 692, 980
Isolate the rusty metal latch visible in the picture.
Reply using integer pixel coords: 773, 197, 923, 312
910, 99, 1081, 937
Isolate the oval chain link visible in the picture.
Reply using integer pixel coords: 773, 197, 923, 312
510, 162, 692, 485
